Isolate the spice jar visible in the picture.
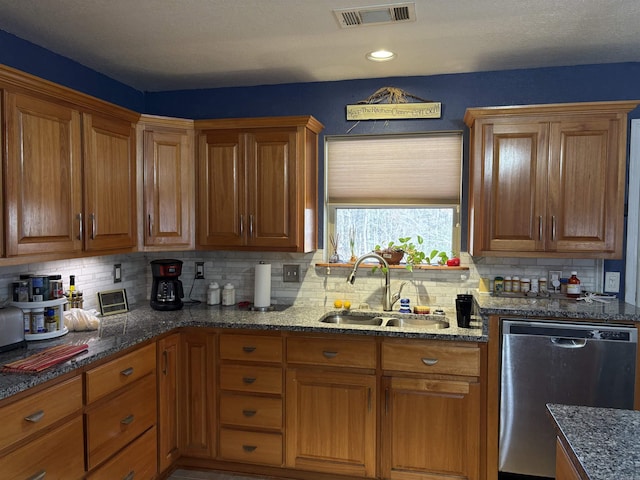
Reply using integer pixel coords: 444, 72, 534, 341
539, 277, 547, 293
494, 276, 504, 294
504, 276, 513, 292
512, 276, 521, 293
520, 278, 531, 293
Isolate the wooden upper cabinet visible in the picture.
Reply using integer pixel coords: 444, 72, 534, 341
5, 92, 83, 256
196, 116, 323, 252
83, 112, 137, 252
465, 101, 638, 258
140, 115, 194, 249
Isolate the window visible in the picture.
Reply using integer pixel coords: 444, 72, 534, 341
325, 132, 462, 263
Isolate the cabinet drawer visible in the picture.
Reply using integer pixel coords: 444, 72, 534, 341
85, 343, 156, 404
0, 376, 82, 452
87, 426, 157, 480
86, 373, 157, 469
220, 393, 282, 429
219, 333, 283, 363
287, 336, 376, 368
382, 340, 480, 376
219, 364, 282, 394
219, 428, 282, 466
0, 415, 84, 480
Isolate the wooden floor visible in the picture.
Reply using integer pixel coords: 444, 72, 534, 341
168, 469, 287, 480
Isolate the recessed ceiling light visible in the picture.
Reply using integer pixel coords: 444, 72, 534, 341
366, 50, 396, 62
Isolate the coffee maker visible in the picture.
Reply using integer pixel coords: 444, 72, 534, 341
150, 259, 184, 311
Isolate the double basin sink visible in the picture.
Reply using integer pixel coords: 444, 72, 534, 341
320, 313, 450, 330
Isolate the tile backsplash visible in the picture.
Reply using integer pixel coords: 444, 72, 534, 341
0, 250, 602, 314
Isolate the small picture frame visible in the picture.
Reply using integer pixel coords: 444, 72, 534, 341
97, 288, 129, 316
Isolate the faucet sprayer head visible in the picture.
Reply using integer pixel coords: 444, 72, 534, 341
347, 271, 356, 284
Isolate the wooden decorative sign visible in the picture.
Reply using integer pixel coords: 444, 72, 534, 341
346, 102, 442, 120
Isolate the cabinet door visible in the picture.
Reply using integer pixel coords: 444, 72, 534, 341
5, 92, 83, 256
548, 117, 623, 255
555, 437, 583, 480
158, 333, 180, 472
83, 112, 136, 252
144, 128, 193, 247
246, 129, 297, 248
476, 120, 549, 254
285, 369, 376, 477
197, 130, 245, 247
381, 376, 481, 480
180, 330, 216, 458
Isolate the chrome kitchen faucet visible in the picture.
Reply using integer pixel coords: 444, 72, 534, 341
347, 253, 407, 311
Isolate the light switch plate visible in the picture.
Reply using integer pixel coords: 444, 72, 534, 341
283, 264, 300, 283
604, 272, 620, 293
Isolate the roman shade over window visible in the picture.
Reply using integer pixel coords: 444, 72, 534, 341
326, 132, 462, 205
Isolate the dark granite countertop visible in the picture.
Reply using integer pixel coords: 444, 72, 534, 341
547, 404, 640, 479
475, 294, 640, 322
0, 303, 485, 402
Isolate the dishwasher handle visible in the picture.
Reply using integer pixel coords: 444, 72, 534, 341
550, 337, 587, 348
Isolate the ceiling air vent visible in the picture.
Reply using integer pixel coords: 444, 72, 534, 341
333, 3, 416, 28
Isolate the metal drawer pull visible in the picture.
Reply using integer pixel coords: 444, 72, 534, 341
124, 471, 135, 480
421, 358, 439, 366
242, 445, 257, 453
120, 414, 135, 425
77, 212, 83, 241
242, 346, 256, 353
27, 471, 46, 480
242, 409, 257, 417
242, 377, 256, 384
120, 367, 134, 376
322, 351, 338, 359
24, 410, 45, 423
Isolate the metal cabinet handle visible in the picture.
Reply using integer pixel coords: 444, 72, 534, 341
322, 351, 338, 359
24, 410, 45, 423
120, 414, 135, 425
538, 215, 543, 241
242, 445, 257, 453
162, 350, 168, 375
90, 213, 96, 240
78, 213, 83, 241
120, 367, 134, 376
421, 358, 439, 366
27, 471, 46, 480
242, 377, 256, 384
367, 387, 372, 412
148, 214, 153, 237
240, 215, 244, 236
123, 471, 135, 480
552, 215, 557, 241
242, 346, 256, 353
242, 409, 257, 417
249, 214, 254, 238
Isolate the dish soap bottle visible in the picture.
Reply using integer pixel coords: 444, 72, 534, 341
567, 272, 581, 298
207, 282, 220, 305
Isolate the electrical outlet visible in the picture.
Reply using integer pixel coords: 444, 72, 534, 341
283, 264, 300, 283
195, 262, 205, 279
604, 271, 620, 293
113, 264, 122, 283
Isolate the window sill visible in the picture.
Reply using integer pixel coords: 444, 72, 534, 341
315, 263, 469, 271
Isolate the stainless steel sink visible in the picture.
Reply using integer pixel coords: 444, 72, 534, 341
320, 314, 385, 326
385, 316, 450, 329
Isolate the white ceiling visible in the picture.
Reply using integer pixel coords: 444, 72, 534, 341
0, 0, 639, 92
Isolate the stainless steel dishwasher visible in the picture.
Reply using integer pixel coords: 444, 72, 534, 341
499, 318, 637, 478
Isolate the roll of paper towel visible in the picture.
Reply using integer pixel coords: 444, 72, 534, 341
254, 263, 272, 308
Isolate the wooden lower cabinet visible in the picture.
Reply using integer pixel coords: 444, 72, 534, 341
181, 329, 216, 458
87, 426, 158, 480
158, 333, 181, 472
555, 437, 584, 480
285, 368, 377, 477
0, 415, 85, 480
381, 376, 481, 480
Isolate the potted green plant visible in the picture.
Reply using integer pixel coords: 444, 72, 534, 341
427, 249, 449, 265
375, 236, 428, 271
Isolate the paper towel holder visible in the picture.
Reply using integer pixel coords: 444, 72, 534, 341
249, 304, 276, 312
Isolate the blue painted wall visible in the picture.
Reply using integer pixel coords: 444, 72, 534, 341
1, 28, 638, 292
